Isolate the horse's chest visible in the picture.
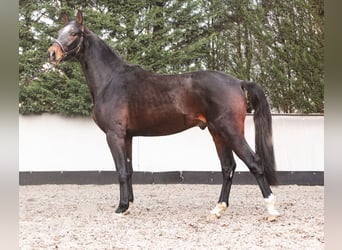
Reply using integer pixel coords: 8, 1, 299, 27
92, 99, 128, 134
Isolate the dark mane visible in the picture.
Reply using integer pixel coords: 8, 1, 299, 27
84, 30, 149, 75
85, 31, 125, 61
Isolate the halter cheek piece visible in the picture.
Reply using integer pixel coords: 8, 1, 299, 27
53, 26, 84, 59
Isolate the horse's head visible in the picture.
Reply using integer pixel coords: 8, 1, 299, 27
47, 11, 85, 65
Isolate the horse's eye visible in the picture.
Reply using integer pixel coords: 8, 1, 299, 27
70, 32, 76, 36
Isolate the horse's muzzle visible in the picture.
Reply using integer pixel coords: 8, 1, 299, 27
47, 43, 64, 65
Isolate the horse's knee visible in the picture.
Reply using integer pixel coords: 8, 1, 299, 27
117, 169, 128, 184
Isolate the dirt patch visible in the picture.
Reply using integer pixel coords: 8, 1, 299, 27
19, 184, 324, 249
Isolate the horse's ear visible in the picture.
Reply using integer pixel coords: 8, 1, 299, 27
76, 10, 83, 25
62, 13, 69, 24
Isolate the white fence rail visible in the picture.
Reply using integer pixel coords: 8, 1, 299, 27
19, 114, 324, 172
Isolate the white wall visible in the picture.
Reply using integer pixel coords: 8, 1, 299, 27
19, 114, 324, 172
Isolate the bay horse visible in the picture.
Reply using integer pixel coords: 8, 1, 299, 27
47, 11, 279, 220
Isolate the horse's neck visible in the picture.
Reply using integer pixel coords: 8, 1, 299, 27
78, 33, 127, 100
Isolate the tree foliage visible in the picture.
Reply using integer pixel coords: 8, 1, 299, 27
19, 0, 324, 115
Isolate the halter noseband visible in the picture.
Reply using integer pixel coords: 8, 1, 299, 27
53, 26, 84, 59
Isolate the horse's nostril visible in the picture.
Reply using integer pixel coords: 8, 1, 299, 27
51, 51, 56, 60
48, 50, 56, 61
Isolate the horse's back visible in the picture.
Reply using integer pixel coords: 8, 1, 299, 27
141, 69, 247, 120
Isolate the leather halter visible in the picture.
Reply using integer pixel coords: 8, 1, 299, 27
53, 26, 84, 59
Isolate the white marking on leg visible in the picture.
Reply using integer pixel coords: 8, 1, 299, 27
264, 193, 280, 221
210, 202, 227, 219
115, 212, 125, 217
115, 210, 130, 216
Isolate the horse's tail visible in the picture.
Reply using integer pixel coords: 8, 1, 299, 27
241, 81, 278, 185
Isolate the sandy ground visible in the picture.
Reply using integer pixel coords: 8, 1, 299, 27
19, 184, 324, 249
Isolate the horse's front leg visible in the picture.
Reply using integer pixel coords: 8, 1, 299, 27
106, 130, 130, 214
125, 136, 134, 203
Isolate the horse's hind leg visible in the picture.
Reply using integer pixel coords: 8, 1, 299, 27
218, 150, 236, 205
209, 120, 279, 220
210, 134, 236, 218
230, 136, 280, 221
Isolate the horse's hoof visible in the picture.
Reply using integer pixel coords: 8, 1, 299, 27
265, 210, 280, 222
264, 194, 280, 222
210, 202, 227, 219
115, 210, 130, 217
267, 215, 277, 222
266, 210, 280, 222
115, 204, 130, 216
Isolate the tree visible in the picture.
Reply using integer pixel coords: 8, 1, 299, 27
253, 0, 324, 113
19, 0, 324, 115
